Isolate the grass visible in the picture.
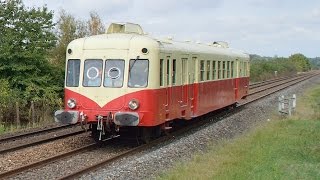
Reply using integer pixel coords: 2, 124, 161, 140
158, 85, 320, 180
0, 124, 5, 134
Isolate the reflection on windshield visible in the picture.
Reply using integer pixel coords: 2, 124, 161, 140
128, 59, 149, 88
104, 60, 124, 88
83, 59, 103, 87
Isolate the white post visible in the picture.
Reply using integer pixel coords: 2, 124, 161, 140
292, 94, 296, 109
278, 96, 282, 114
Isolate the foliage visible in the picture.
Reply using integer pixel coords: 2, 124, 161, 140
309, 57, 320, 70
0, 0, 61, 124
288, 53, 311, 72
250, 55, 298, 82
88, 11, 105, 35
50, 10, 105, 68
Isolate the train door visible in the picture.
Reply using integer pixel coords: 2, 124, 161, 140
234, 59, 239, 100
181, 58, 188, 106
189, 57, 197, 115
165, 56, 171, 113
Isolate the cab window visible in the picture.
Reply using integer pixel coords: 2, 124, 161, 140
83, 59, 103, 87
66, 59, 80, 87
128, 59, 149, 88
104, 59, 125, 88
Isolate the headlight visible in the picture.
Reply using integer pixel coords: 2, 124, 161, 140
128, 99, 139, 110
67, 99, 77, 109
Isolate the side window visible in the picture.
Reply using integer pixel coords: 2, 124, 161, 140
83, 59, 103, 87
166, 59, 170, 86
66, 59, 80, 87
172, 59, 176, 85
218, 61, 221, 79
212, 60, 216, 80
128, 59, 149, 88
104, 59, 125, 88
160, 59, 164, 86
206, 60, 211, 81
200, 60, 205, 81
222, 61, 226, 79
227, 61, 230, 78
231, 61, 234, 78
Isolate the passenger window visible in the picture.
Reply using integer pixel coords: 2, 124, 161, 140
206, 60, 211, 80
104, 59, 125, 88
128, 59, 149, 88
212, 60, 216, 80
223, 61, 226, 79
172, 59, 176, 85
160, 59, 164, 86
167, 59, 170, 85
200, 60, 205, 81
231, 61, 234, 78
218, 61, 221, 79
227, 61, 230, 78
83, 59, 103, 87
66, 59, 80, 87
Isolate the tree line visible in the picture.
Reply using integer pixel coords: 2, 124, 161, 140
0, 0, 317, 126
250, 53, 313, 82
0, 0, 105, 126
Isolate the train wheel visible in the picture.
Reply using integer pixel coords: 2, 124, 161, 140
91, 124, 101, 143
140, 127, 152, 144
140, 126, 162, 144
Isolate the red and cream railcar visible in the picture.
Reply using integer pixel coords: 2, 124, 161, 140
54, 23, 250, 141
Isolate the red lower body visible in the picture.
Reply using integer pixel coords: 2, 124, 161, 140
63, 77, 249, 126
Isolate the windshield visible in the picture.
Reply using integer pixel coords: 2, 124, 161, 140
83, 59, 103, 87
104, 59, 125, 88
66, 59, 80, 87
128, 59, 149, 88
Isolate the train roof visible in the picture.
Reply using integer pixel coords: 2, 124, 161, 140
69, 22, 249, 59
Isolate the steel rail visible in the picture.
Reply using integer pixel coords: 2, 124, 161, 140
248, 73, 315, 96
0, 124, 75, 143
0, 130, 86, 154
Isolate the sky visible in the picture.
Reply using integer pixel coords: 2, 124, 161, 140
23, 0, 320, 57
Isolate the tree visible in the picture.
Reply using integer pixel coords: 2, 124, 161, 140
0, 0, 61, 122
88, 11, 105, 35
51, 10, 105, 68
288, 53, 311, 72
50, 9, 86, 67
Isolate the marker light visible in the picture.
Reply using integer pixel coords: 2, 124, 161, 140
128, 99, 139, 110
67, 99, 77, 109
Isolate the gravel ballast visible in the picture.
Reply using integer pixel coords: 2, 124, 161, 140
80, 75, 320, 180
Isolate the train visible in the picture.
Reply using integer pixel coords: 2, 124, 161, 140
54, 22, 250, 142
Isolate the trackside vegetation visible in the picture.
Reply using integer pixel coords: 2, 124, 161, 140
250, 54, 312, 82
0, 0, 105, 131
0, 0, 318, 132
158, 86, 320, 179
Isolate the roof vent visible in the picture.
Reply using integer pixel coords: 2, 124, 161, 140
106, 22, 144, 35
213, 41, 229, 48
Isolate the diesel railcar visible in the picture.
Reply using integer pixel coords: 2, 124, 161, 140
54, 22, 250, 141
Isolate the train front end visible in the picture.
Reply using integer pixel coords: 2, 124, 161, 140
54, 23, 161, 141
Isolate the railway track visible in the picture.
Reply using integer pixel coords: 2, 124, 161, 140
0, 73, 308, 155
0, 72, 318, 179
0, 125, 86, 154
248, 73, 309, 89
0, 124, 74, 143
